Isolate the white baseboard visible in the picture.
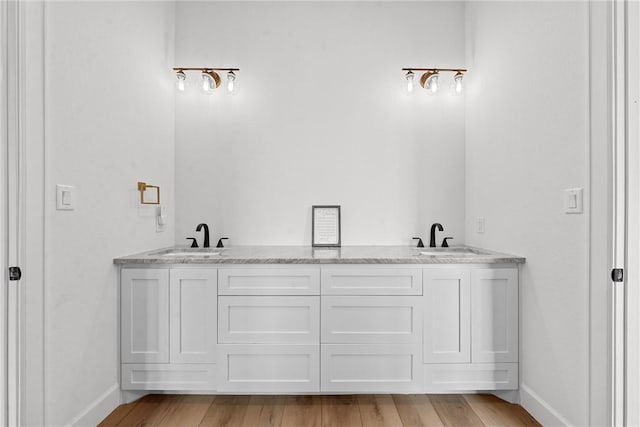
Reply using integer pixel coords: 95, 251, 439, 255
520, 383, 571, 426
67, 383, 120, 427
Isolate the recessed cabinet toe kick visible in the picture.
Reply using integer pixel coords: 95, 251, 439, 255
117, 246, 523, 397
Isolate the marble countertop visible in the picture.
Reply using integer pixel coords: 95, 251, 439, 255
113, 245, 525, 265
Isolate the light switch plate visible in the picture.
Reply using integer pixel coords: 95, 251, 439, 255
476, 217, 485, 233
564, 188, 583, 214
56, 184, 76, 210
156, 206, 166, 232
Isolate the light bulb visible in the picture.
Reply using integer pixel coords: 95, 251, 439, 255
454, 72, 464, 95
405, 71, 414, 93
201, 72, 215, 94
176, 71, 186, 92
202, 73, 210, 92
227, 71, 236, 93
423, 72, 439, 95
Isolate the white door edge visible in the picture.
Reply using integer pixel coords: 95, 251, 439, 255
1, 0, 10, 424
623, 0, 640, 425
611, 0, 628, 425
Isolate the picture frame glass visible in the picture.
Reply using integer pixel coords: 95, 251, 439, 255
312, 205, 341, 247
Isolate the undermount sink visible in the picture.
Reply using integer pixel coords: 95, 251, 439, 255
160, 251, 221, 257
418, 249, 477, 257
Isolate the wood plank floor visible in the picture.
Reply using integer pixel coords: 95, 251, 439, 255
99, 394, 541, 427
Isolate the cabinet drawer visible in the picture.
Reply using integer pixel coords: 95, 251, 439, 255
322, 296, 422, 343
424, 363, 518, 391
218, 296, 320, 344
217, 344, 319, 392
321, 268, 422, 295
121, 363, 216, 391
321, 344, 422, 392
218, 268, 320, 295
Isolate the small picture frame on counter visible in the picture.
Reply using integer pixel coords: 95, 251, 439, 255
312, 205, 341, 247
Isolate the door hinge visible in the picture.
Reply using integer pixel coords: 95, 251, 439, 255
8, 266, 21, 281
611, 268, 624, 283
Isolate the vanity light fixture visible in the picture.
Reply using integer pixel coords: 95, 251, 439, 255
173, 67, 240, 94
402, 68, 467, 95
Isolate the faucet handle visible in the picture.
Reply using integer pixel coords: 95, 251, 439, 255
412, 237, 425, 248
186, 237, 198, 248
441, 237, 453, 248
216, 237, 229, 248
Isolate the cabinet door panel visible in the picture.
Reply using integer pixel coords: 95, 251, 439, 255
170, 269, 217, 364
471, 268, 519, 363
121, 269, 169, 363
423, 269, 471, 363
322, 296, 421, 343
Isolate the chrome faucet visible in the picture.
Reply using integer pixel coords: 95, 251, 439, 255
196, 223, 210, 248
429, 223, 443, 247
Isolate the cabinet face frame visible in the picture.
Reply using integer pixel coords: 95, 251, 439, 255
121, 268, 170, 364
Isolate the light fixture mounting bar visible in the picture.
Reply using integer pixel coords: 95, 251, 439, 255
173, 67, 240, 72
402, 68, 467, 72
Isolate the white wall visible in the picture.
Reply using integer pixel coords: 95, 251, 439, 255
44, 2, 175, 425
174, 1, 466, 246
464, 2, 590, 425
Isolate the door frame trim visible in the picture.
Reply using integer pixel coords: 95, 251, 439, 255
12, 1, 46, 425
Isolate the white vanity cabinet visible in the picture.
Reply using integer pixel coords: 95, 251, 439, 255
120, 268, 217, 390
423, 267, 519, 391
118, 260, 520, 394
